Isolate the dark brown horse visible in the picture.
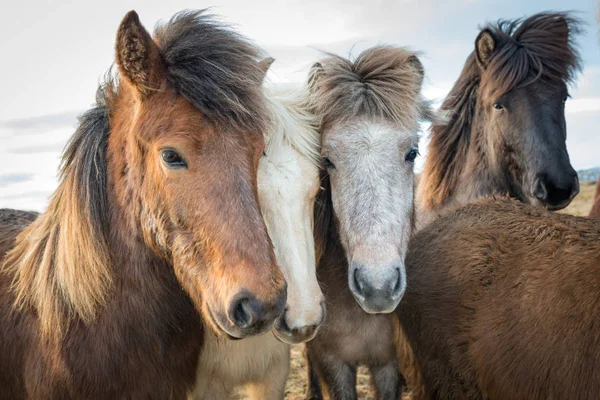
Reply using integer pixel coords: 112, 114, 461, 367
589, 177, 600, 219
0, 10, 286, 398
396, 198, 600, 400
418, 12, 582, 227
304, 47, 436, 400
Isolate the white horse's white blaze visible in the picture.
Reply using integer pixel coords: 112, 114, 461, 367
260, 85, 323, 340
192, 83, 323, 399
323, 120, 418, 313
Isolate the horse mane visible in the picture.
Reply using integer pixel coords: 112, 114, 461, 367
263, 84, 321, 167
309, 46, 435, 131
154, 10, 268, 134
3, 10, 269, 337
4, 83, 113, 337
420, 12, 582, 209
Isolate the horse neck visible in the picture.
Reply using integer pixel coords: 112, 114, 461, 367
418, 102, 514, 226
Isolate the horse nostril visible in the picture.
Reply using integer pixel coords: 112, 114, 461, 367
533, 178, 548, 201
230, 296, 255, 329
393, 268, 401, 293
353, 268, 364, 296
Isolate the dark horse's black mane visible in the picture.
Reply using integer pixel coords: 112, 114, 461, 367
422, 12, 582, 208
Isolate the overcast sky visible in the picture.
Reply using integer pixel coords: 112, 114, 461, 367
0, 0, 598, 211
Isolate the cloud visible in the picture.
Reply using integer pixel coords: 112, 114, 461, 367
0, 173, 34, 187
0, 110, 81, 137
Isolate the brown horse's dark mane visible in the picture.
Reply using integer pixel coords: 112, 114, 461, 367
154, 10, 268, 134
2, 10, 269, 338
420, 12, 582, 209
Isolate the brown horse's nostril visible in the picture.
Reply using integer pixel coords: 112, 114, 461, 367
229, 295, 257, 329
533, 173, 579, 209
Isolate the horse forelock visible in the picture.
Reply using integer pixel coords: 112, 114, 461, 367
310, 46, 433, 132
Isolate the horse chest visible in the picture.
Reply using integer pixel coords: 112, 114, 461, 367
324, 291, 396, 366
196, 331, 287, 385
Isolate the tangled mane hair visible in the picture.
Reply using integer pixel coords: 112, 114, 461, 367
3, 10, 270, 338
307, 46, 437, 132
263, 84, 321, 168
420, 12, 583, 209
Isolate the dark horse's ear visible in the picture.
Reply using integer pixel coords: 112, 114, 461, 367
407, 55, 425, 89
475, 29, 496, 69
257, 57, 275, 84
307, 62, 324, 93
115, 11, 166, 100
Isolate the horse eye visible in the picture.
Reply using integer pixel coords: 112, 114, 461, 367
322, 156, 335, 169
161, 149, 186, 168
493, 103, 504, 111
405, 148, 419, 163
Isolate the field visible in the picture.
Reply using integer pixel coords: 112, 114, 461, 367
282, 181, 598, 399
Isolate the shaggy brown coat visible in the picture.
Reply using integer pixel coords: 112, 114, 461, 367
396, 199, 600, 400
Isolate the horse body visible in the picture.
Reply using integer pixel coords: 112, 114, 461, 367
192, 83, 323, 399
397, 199, 600, 400
589, 177, 600, 219
0, 209, 203, 399
397, 12, 587, 399
0, 10, 286, 398
304, 46, 436, 400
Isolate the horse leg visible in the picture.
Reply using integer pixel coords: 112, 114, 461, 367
306, 347, 357, 400
306, 350, 324, 400
244, 345, 290, 400
370, 357, 405, 400
189, 373, 231, 400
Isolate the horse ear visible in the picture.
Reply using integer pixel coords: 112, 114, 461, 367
257, 57, 275, 84
307, 62, 324, 93
407, 55, 425, 89
115, 11, 166, 100
475, 29, 496, 69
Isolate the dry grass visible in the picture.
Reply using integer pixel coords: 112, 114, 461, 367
283, 182, 597, 399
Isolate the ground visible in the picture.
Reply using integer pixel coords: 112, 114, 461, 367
282, 181, 597, 399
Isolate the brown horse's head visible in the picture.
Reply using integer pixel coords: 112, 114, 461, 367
110, 11, 285, 338
474, 13, 581, 209
421, 12, 582, 213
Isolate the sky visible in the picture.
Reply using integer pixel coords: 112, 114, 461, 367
0, 0, 598, 211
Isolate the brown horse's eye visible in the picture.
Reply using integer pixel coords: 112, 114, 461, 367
493, 103, 504, 111
161, 149, 187, 169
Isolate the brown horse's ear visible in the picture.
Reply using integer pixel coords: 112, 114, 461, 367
307, 62, 324, 93
257, 57, 275, 84
115, 11, 166, 100
475, 29, 496, 69
407, 55, 425, 90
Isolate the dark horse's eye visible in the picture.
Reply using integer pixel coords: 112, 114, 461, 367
322, 156, 335, 169
493, 103, 504, 111
405, 148, 419, 163
161, 149, 187, 168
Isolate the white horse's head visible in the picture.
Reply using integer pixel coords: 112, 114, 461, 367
309, 47, 438, 314
258, 84, 325, 344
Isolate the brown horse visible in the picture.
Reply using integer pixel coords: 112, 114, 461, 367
589, 177, 600, 219
304, 47, 437, 399
395, 12, 587, 399
0, 10, 286, 398
417, 12, 582, 227
396, 198, 600, 400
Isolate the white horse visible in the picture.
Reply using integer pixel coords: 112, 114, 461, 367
191, 81, 324, 399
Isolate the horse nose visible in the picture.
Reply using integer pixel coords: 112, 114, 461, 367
533, 172, 579, 209
349, 260, 405, 314
273, 301, 326, 344
228, 288, 287, 333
